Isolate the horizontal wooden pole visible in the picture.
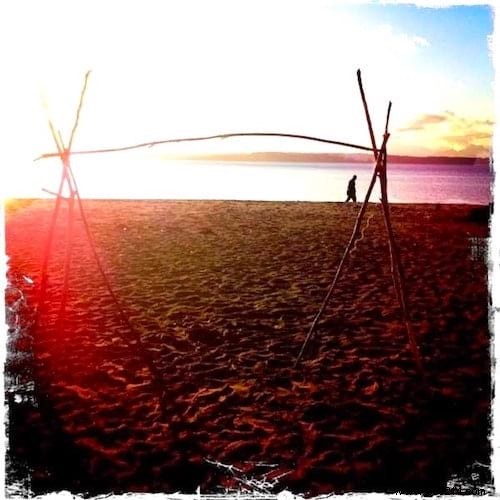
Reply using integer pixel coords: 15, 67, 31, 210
35, 132, 378, 161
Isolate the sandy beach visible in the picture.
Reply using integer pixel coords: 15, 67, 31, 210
4, 199, 491, 496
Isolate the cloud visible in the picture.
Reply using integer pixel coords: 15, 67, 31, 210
412, 35, 430, 47
399, 112, 493, 134
473, 118, 494, 127
441, 129, 492, 156
395, 111, 493, 157
399, 114, 448, 132
374, 24, 431, 56
444, 143, 491, 158
443, 132, 492, 143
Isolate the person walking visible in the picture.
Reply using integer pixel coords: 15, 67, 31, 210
345, 175, 357, 202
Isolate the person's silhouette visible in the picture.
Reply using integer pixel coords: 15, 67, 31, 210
345, 175, 357, 202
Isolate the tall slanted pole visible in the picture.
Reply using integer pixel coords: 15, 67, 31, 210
378, 148, 424, 375
57, 72, 90, 331
356, 70, 377, 159
33, 119, 71, 335
294, 134, 388, 367
57, 169, 76, 331
357, 70, 424, 375
67, 165, 170, 415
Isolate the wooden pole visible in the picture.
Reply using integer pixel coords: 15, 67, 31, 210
378, 147, 424, 375
68, 71, 91, 149
33, 121, 69, 333
55, 73, 91, 332
68, 170, 169, 415
357, 69, 377, 156
379, 103, 405, 311
356, 71, 423, 374
36, 132, 378, 161
57, 159, 77, 333
294, 133, 389, 366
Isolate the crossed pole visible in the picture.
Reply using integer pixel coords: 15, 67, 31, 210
295, 70, 424, 376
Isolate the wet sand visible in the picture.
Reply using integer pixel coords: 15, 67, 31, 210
4, 199, 491, 496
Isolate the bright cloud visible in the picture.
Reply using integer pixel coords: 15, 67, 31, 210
374, 24, 431, 54
396, 110, 493, 157
399, 114, 448, 131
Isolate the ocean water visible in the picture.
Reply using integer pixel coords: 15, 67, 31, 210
35, 159, 492, 204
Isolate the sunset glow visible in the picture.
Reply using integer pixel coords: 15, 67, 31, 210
0, 0, 494, 199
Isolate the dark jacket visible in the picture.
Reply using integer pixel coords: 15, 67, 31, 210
347, 178, 356, 195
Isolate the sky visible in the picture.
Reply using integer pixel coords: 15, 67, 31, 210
0, 0, 495, 198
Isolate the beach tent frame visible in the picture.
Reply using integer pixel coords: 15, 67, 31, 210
32, 70, 424, 398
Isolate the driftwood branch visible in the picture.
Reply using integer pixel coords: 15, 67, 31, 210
35, 132, 377, 161
57, 189, 76, 332
68, 167, 170, 414
68, 70, 91, 151
384, 101, 392, 136
33, 116, 70, 334
357, 69, 378, 155
295, 132, 390, 366
378, 148, 424, 375
42, 188, 70, 199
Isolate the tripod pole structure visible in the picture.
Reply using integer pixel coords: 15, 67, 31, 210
35, 71, 171, 417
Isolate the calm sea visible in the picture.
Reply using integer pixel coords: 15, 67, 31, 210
37, 160, 492, 205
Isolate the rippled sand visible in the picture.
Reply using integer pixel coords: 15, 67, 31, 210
5, 199, 491, 496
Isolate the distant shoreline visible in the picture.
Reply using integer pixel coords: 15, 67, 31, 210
160, 152, 491, 166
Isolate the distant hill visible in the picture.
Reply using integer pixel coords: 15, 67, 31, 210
166, 151, 490, 166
